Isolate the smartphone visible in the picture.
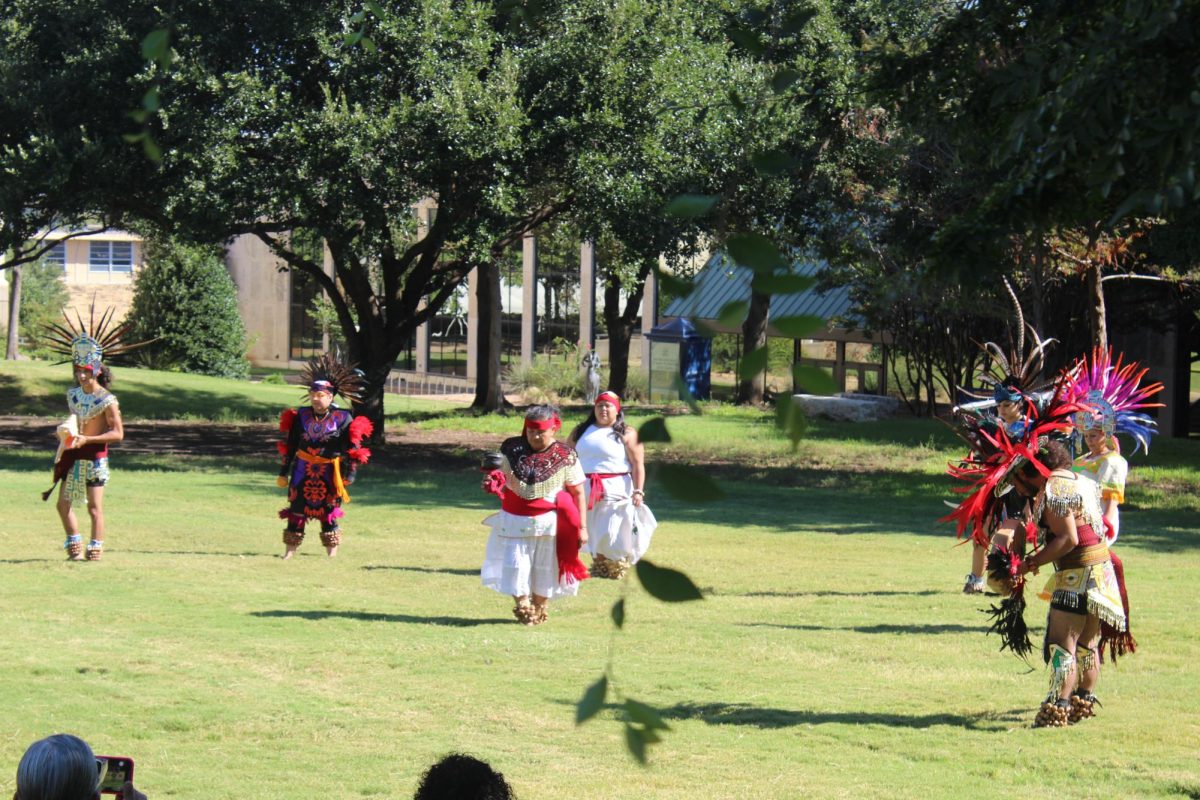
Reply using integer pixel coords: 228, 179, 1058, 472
96, 756, 134, 796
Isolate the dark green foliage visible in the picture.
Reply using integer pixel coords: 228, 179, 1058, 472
126, 239, 249, 379
18, 259, 70, 357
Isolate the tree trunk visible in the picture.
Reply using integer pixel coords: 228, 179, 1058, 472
472, 260, 508, 411
600, 265, 649, 398
6, 265, 22, 360
736, 289, 770, 405
1085, 262, 1107, 352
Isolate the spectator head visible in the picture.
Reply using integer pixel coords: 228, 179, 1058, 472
414, 754, 513, 800
14, 734, 101, 800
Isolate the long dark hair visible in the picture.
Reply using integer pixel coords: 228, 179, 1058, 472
569, 408, 626, 444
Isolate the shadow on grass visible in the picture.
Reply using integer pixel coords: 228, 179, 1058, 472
249, 609, 507, 627
726, 589, 943, 598
657, 700, 1027, 731
362, 565, 478, 576
123, 549, 277, 559
739, 621, 990, 635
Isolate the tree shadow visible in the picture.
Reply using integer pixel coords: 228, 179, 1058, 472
726, 589, 943, 598
361, 565, 479, 576
656, 700, 1027, 731
249, 609, 507, 627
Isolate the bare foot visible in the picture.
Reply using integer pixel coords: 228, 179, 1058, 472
282, 549, 296, 561
325, 546, 338, 558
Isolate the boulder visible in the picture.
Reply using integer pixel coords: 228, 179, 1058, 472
792, 392, 899, 422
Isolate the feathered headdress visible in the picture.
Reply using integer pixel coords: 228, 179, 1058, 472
941, 398, 1084, 546
42, 301, 151, 370
959, 280, 1058, 406
1060, 347, 1164, 455
300, 352, 366, 404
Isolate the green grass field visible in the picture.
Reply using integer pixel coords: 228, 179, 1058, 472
2, 362, 1198, 799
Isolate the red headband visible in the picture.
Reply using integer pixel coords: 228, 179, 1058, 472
595, 391, 621, 413
524, 416, 561, 432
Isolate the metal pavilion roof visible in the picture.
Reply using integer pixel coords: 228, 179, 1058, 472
661, 252, 868, 339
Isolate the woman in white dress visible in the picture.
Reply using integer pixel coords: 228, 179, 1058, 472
480, 405, 589, 625
568, 391, 655, 579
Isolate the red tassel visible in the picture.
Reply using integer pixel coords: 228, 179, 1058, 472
279, 408, 298, 432
482, 469, 507, 498
278, 508, 291, 520
276, 440, 289, 457
348, 416, 374, 446
347, 447, 371, 464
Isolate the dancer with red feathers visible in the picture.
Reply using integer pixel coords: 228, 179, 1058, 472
943, 347, 1162, 727
276, 353, 373, 559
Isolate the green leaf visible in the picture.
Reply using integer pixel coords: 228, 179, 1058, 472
727, 25, 765, 55
657, 269, 695, 299
774, 394, 807, 451
127, 110, 149, 124
793, 364, 836, 395
141, 29, 170, 63
365, 0, 385, 16
611, 598, 625, 629
624, 722, 648, 764
751, 274, 815, 295
142, 88, 160, 113
350, 10, 366, 23
663, 194, 720, 218
635, 557, 705, 601
769, 314, 824, 338
360, 36, 377, 53
669, 374, 702, 414
782, 8, 817, 34
726, 233, 788, 273
716, 300, 748, 327
737, 345, 769, 381
576, 675, 608, 725
625, 699, 671, 731
121, 132, 145, 143
343, 31, 363, 46
771, 68, 802, 94
142, 135, 162, 163
751, 149, 800, 175
638, 417, 671, 443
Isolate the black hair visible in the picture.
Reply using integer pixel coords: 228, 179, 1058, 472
414, 754, 514, 800
568, 406, 626, 444
1018, 439, 1071, 477
95, 364, 113, 389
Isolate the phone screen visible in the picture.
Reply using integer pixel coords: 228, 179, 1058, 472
97, 757, 133, 794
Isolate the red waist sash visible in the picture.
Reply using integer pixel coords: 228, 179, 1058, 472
585, 472, 628, 510
54, 442, 108, 483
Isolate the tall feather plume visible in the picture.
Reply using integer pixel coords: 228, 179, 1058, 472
300, 351, 367, 404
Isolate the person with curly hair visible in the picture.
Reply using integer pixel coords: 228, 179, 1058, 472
413, 754, 514, 800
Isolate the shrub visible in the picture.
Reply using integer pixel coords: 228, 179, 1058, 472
125, 238, 250, 379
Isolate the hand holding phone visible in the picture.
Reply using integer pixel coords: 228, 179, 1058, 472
96, 756, 135, 798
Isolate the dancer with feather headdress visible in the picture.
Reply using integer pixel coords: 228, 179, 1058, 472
277, 353, 374, 559
41, 303, 152, 560
949, 280, 1057, 593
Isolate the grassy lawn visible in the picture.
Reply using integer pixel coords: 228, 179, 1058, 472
1, 362, 1198, 799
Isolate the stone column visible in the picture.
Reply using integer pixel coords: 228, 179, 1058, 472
639, 268, 658, 368
579, 240, 596, 350
521, 234, 537, 366
466, 266, 479, 380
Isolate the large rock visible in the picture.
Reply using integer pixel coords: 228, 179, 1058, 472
792, 393, 900, 422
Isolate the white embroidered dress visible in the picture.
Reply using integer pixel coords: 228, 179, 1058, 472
481, 441, 585, 599
575, 424, 656, 563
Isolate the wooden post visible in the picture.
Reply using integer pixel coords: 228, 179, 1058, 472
466, 266, 478, 380
639, 268, 658, 368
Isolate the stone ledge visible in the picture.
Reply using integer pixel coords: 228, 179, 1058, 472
793, 392, 900, 422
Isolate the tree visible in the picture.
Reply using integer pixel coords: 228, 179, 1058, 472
125, 238, 250, 379
11, 258, 69, 359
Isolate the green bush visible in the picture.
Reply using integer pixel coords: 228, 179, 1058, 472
125, 238, 250, 379
16, 259, 70, 358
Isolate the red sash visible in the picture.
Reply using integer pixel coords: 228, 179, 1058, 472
585, 472, 628, 510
